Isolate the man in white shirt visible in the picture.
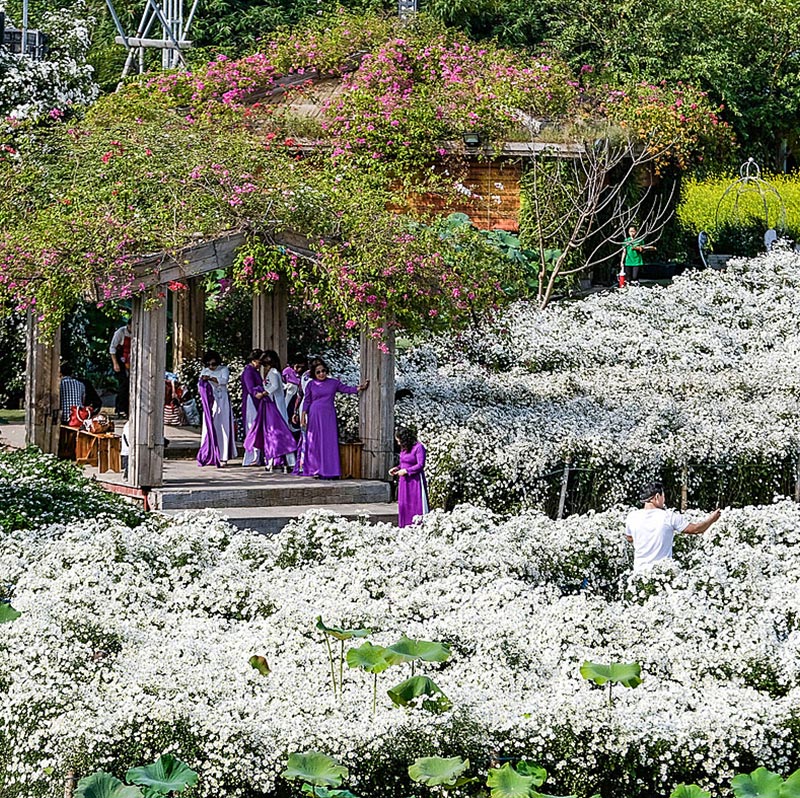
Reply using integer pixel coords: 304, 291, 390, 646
625, 481, 720, 572
109, 321, 132, 418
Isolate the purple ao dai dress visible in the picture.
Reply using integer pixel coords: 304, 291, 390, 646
241, 363, 264, 466
397, 442, 429, 527
244, 368, 297, 465
304, 377, 357, 478
197, 365, 237, 466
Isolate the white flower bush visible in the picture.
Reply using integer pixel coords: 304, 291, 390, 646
0, 4, 98, 122
379, 248, 800, 513
2, 501, 800, 797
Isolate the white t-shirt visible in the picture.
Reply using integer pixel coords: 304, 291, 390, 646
625, 507, 689, 571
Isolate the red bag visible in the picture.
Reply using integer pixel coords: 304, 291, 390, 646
68, 406, 92, 428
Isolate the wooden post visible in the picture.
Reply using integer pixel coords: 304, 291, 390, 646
794, 451, 800, 503
680, 463, 689, 512
252, 283, 287, 365
359, 329, 395, 481
24, 313, 61, 453
172, 277, 205, 369
557, 460, 571, 519
129, 288, 167, 488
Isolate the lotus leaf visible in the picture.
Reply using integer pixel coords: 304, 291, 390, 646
671, 785, 711, 798
486, 763, 536, 798
579, 661, 642, 688
732, 768, 784, 798
781, 769, 800, 798
301, 786, 360, 798
384, 635, 451, 665
315, 617, 371, 641
282, 752, 349, 787
74, 772, 144, 798
387, 675, 452, 713
515, 762, 546, 786
0, 602, 21, 623
346, 642, 390, 674
126, 754, 198, 794
408, 756, 469, 786
249, 655, 271, 676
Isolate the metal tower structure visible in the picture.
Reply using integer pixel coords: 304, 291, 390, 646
105, 0, 199, 81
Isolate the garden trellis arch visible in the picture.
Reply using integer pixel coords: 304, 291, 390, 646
25, 229, 395, 490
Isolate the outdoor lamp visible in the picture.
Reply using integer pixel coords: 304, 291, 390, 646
462, 132, 482, 147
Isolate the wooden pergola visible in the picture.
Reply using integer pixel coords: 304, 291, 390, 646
25, 230, 395, 489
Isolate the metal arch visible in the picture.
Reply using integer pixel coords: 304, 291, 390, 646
714, 157, 787, 235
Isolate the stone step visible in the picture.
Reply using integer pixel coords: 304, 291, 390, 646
148, 477, 392, 510
161, 502, 397, 535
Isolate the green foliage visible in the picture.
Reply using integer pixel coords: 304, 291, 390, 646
0, 603, 22, 623
346, 642, 391, 674
315, 617, 372, 641
731, 767, 800, 798
486, 763, 538, 798
671, 786, 711, 798
74, 773, 143, 798
0, 13, 729, 338
249, 654, 271, 675
678, 174, 800, 257
579, 661, 642, 688
282, 752, 349, 788
0, 447, 146, 533
408, 756, 470, 787
387, 675, 452, 713
126, 754, 198, 794
384, 635, 452, 666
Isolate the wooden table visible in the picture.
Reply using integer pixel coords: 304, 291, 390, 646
59, 426, 122, 473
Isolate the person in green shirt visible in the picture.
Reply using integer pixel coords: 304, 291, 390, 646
621, 225, 654, 283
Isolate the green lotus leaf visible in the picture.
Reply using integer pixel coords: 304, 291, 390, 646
579, 661, 642, 688
300, 785, 360, 798
732, 768, 784, 798
486, 763, 535, 798
315, 616, 371, 641
249, 655, 271, 676
346, 642, 390, 674
126, 754, 198, 794
408, 757, 469, 786
74, 772, 144, 798
530, 793, 576, 798
282, 752, 348, 788
515, 762, 546, 787
781, 769, 800, 798
384, 635, 451, 665
671, 785, 712, 798
387, 675, 452, 713
0, 602, 21, 623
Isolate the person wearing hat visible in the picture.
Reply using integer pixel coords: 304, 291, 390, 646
625, 481, 720, 572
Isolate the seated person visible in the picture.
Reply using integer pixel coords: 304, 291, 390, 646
59, 363, 86, 424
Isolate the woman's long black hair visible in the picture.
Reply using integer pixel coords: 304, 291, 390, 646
396, 426, 418, 452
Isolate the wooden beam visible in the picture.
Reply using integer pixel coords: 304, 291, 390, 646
24, 314, 61, 453
114, 36, 192, 48
172, 277, 205, 369
359, 329, 395, 480
252, 282, 288, 365
128, 287, 167, 488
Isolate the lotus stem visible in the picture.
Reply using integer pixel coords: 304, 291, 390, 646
608, 682, 613, 707
372, 671, 377, 716
339, 639, 344, 700
324, 635, 337, 696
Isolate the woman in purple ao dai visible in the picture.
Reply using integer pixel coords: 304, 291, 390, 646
240, 349, 264, 466
301, 360, 369, 478
245, 350, 297, 473
390, 427, 429, 527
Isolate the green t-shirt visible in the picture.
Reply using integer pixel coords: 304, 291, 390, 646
624, 237, 644, 267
